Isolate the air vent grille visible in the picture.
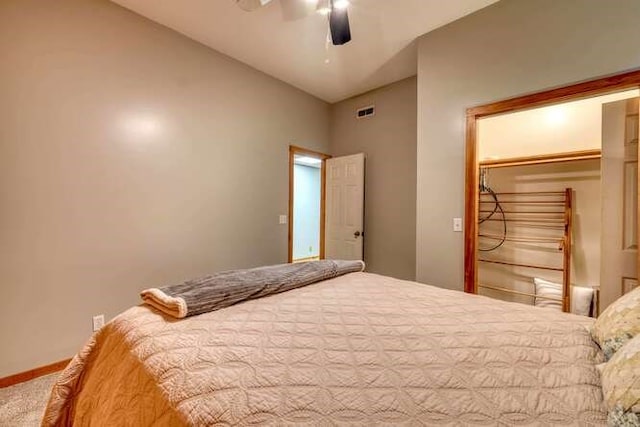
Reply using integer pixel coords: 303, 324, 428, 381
356, 105, 375, 119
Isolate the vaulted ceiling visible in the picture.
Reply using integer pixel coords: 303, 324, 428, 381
111, 0, 498, 103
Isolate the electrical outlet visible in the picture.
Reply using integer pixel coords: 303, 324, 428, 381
279, 215, 287, 225
453, 217, 463, 232
92, 314, 105, 331
309, 246, 313, 253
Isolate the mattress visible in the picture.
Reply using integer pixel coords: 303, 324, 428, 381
43, 272, 607, 426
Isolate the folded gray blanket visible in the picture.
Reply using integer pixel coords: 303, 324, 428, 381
140, 259, 365, 318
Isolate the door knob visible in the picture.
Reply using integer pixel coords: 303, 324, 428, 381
354, 231, 361, 237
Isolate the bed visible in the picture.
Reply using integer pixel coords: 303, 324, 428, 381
42, 271, 607, 426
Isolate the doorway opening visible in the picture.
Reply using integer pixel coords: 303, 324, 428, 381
288, 145, 331, 263
464, 70, 640, 315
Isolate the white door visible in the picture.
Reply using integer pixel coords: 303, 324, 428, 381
325, 153, 365, 260
601, 97, 639, 311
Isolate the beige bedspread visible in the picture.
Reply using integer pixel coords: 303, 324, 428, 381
43, 272, 607, 426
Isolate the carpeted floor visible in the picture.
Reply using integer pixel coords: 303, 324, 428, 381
0, 373, 58, 426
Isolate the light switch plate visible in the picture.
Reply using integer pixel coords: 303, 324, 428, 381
279, 215, 287, 225
453, 217, 462, 232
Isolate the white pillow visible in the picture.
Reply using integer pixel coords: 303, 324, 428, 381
533, 277, 594, 316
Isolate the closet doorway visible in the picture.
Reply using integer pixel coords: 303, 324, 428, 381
288, 146, 331, 263
464, 70, 640, 315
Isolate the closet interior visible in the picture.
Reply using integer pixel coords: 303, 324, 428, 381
475, 89, 639, 317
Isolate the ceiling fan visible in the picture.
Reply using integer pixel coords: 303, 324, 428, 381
235, 0, 352, 46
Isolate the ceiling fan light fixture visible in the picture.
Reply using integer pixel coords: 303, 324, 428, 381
316, 0, 331, 15
236, 0, 272, 12
333, 0, 349, 10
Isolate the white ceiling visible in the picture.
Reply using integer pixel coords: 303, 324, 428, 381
111, 0, 498, 103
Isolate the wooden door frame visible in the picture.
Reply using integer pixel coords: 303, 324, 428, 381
465, 69, 640, 294
288, 145, 332, 263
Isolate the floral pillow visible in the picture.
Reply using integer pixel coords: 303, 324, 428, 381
591, 286, 640, 360
601, 334, 640, 426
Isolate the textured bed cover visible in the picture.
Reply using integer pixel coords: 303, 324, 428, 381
43, 272, 607, 426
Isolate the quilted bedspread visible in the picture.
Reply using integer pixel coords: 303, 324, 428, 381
43, 272, 607, 426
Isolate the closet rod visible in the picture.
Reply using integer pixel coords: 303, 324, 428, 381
478, 149, 601, 169
478, 258, 563, 271
479, 284, 563, 302
479, 234, 563, 244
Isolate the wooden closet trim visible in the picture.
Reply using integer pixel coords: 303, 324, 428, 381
465, 69, 640, 294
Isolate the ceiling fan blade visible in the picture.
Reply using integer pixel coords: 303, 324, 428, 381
279, 0, 315, 21
329, 2, 351, 45
236, 0, 273, 12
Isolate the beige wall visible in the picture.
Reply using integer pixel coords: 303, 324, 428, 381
0, 0, 330, 377
416, 0, 640, 290
330, 77, 417, 280
478, 160, 601, 306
